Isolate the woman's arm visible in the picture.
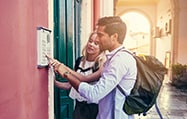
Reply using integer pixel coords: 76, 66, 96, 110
56, 64, 102, 91
64, 64, 102, 82
54, 80, 72, 90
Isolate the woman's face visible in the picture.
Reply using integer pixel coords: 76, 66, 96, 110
86, 33, 100, 55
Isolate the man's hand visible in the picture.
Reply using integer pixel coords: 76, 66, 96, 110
45, 55, 69, 77
45, 55, 61, 72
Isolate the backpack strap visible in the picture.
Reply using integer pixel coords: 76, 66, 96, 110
108, 47, 125, 62
108, 47, 136, 97
117, 85, 127, 97
116, 49, 135, 97
155, 100, 163, 119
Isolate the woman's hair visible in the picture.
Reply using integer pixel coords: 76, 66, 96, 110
92, 51, 106, 71
81, 32, 106, 70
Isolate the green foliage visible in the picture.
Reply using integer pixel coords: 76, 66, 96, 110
172, 63, 187, 78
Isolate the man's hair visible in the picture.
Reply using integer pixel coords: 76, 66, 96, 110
97, 16, 127, 44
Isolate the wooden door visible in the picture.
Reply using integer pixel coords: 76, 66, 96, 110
53, 0, 81, 118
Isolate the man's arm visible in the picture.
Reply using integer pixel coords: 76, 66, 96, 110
46, 55, 101, 91
56, 67, 81, 91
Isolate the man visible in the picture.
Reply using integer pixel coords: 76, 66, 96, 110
50, 16, 137, 119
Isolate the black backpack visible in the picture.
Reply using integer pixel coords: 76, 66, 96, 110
117, 52, 167, 116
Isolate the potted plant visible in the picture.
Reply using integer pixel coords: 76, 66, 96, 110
171, 63, 187, 89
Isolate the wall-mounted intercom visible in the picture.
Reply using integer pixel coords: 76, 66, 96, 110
37, 27, 52, 68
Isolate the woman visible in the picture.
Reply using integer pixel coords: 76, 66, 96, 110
53, 32, 105, 119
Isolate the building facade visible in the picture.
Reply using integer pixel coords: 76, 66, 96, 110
0, 0, 186, 119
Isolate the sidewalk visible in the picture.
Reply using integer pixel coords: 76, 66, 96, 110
135, 77, 187, 119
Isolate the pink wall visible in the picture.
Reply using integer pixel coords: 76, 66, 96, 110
93, 0, 100, 29
0, 0, 49, 119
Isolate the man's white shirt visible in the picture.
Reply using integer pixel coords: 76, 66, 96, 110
79, 46, 137, 119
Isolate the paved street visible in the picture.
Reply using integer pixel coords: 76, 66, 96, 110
135, 76, 187, 119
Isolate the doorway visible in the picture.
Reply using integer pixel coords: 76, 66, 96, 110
121, 12, 151, 55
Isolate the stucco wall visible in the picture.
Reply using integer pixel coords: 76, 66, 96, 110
178, 0, 187, 64
0, 0, 48, 119
156, 0, 187, 65
80, 0, 93, 51
156, 0, 172, 63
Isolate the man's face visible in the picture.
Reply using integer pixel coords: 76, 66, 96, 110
96, 26, 112, 51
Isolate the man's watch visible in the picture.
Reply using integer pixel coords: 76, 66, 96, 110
64, 71, 71, 78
